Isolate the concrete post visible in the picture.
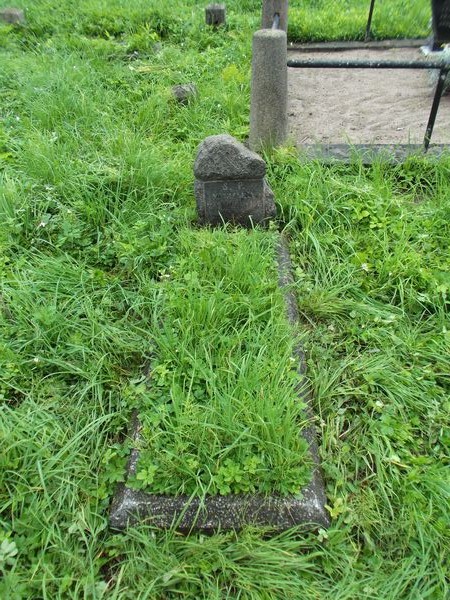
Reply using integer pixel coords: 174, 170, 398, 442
205, 4, 226, 27
261, 0, 288, 32
249, 29, 288, 151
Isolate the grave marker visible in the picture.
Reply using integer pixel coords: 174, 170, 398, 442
205, 4, 226, 27
0, 7, 25, 24
194, 134, 276, 226
172, 83, 198, 104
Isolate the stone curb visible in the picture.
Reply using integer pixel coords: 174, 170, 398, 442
298, 143, 450, 163
109, 236, 330, 533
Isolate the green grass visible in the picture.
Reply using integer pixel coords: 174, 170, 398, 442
288, 0, 430, 42
130, 228, 311, 496
1, 1, 449, 598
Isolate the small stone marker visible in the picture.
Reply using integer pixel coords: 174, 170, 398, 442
205, 3, 226, 27
0, 7, 25, 24
194, 134, 276, 227
172, 83, 198, 104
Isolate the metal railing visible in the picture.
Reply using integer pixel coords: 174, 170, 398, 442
286, 58, 450, 151
250, 0, 450, 153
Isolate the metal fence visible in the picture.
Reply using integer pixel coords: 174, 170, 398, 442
249, 0, 450, 153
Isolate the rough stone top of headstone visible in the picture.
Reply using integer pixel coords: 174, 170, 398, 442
0, 7, 26, 24
194, 134, 266, 181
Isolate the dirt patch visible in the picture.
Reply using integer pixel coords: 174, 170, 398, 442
287, 46, 450, 145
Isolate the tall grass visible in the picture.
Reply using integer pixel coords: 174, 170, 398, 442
289, 0, 430, 41
131, 229, 311, 496
1, 2, 448, 598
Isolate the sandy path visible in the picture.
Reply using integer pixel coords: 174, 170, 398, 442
287, 47, 450, 145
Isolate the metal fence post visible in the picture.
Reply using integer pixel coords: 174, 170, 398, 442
249, 29, 288, 151
261, 0, 289, 32
365, 0, 376, 40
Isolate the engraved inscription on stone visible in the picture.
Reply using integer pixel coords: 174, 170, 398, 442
203, 179, 264, 222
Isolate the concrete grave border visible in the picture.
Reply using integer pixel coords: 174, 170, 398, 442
299, 143, 450, 164
109, 236, 330, 533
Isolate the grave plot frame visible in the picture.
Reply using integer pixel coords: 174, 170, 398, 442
110, 136, 330, 534
110, 239, 329, 533
250, 0, 450, 161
